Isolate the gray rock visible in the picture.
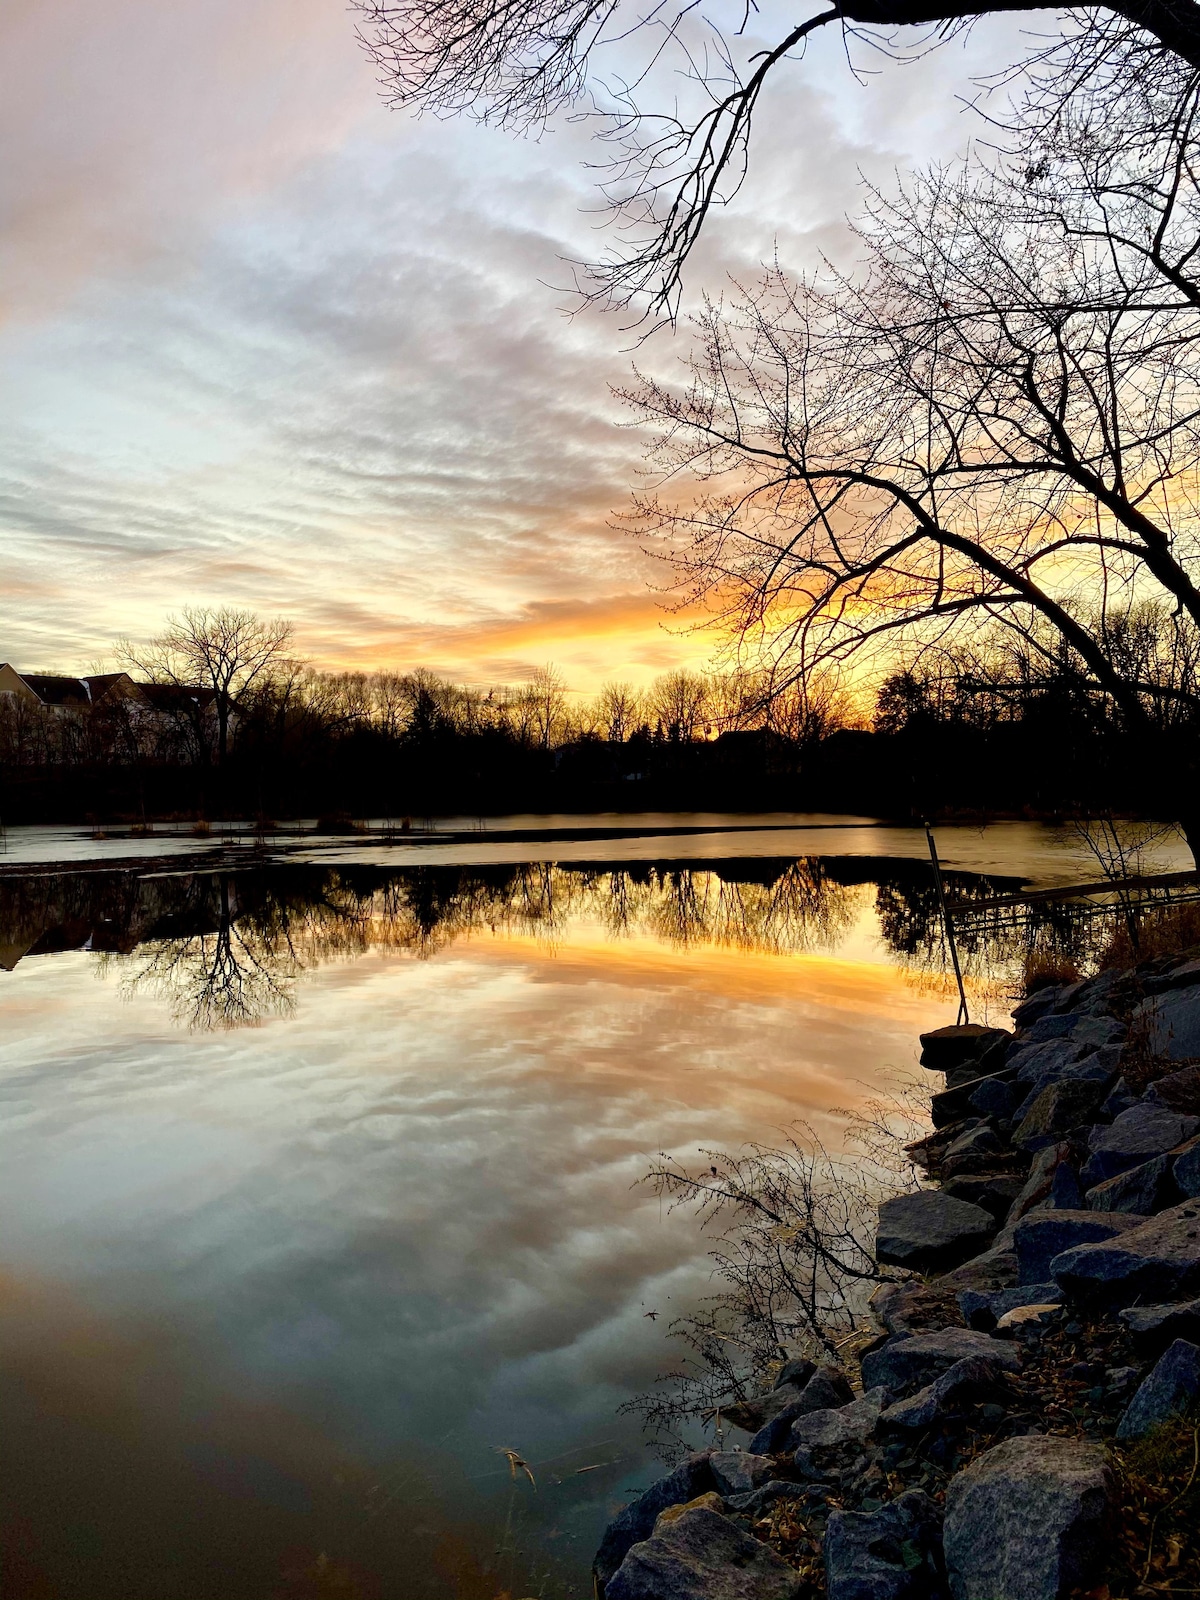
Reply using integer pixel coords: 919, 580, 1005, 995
920, 1025, 1010, 1072
1146, 1065, 1200, 1117
709, 1452, 778, 1496
880, 1354, 1015, 1431
1012, 1080, 1112, 1152
943, 1174, 1026, 1222
932, 1069, 1017, 1130
958, 1282, 1063, 1332
1011, 1051, 1122, 1124
1119, 1297, 1200, 1355
1081, 1104, 1200, 1187
1047, 1163, 1084, 1209
1101, 1078, 1140, 1119
942, 1123, 1006, 1163
996, 1303, 1059, 1332
1012, 986, 1071, 1029
594, 1452, 716, 1585
1010, 1036, 1086, 1082
722, 1380, 811, 1434
1051, 1198, 1200, 1307
605, 1501, 803, 1600
970, 1076, 1016, 1120
726, 1480, 812, 1516
1176, 1139, 1200, 1197
788, 1387, 888, 1452
877, 1191, 996, 1273
1116, 1338, 1200, 1439
776, 1357, 817, 1389
1086, 1152, 1180, 1215
1133, 989, 1200, 1061
1013, 1209, 1147, 1284
747, 1366, 855, 1453
1005, 1142, 1075, 1224
861, 1329, 1020, 1399
825, 1490, 944, 1600
869, 1279, 969, 1338
942, 1435, 1113, 1600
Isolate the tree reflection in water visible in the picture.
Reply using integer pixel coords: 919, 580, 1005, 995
0, 855, 1113, 1028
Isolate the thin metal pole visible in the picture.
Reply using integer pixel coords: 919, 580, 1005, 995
925, 820, 969, 1025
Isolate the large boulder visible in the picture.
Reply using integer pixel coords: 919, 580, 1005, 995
788, 1387, 888, 1452
1051, 1198, 1200, 1307
594, 1453, 716, 1586
1085, 1152, 1181, 1215
1005, 1142, 1076, 1224
877, 1191, 996, 1273
722, 1380, 811, 1435
825, 1490, 944, 1600
1012, 1080, 1112, 1151
1013, 1209, 1147, 1284
942, 1435, 1113, 1600
880, 1354, 1016, 1432
1146, 1064, 1200, 1116
709, 1452, 778, 1496
605, 1500, 803, 1600
870, 1279, 968, 1338
1133, 988, 1200, 1061
1176, 1139, 1200, 1197
747, 1366, 854, 1453
861, 1329, 1020, 1399
943, 1174, 1026, 1222
1115, 1338, 1200, 1440
958, 1282, 1063, 1332
1119, 1297, 1200, 1355
932, 1070, 1017, 1129
920, 1025, 1010, 1072
1081, 1104, 1200, 1187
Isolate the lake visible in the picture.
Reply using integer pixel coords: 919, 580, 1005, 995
0, 816, 1188, 1599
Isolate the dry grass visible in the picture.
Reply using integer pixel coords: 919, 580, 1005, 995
1101, 903, 1200, 970
1022, 947, 1083, 993
1109, 1418, 1200, 1598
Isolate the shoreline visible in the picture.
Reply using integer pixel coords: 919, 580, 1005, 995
592, 953, 1200, 1600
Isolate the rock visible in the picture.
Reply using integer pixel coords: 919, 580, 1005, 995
722, 1381, 810, 1434
1013, 1209, 1147, 1284
605, 1501, 803, 1600
870, 1279, 967, 1337
861, 1329, 1020, 1399
1119, 1297, 1200, 1354
726, 1480, 813, 1516
788, 1388, 888, 1452
1081, 1104, 1200, 1187
958, 1282, 1063, 1332
932, 1070, 1017, 1129
1146, 1064, 1200, 1116
1176, 1139, 1200, 1197
1012, 1080, 1112, 1152
969, 1077, 1017, 1121
709, 1452, 777, 1496
747, 1366, 855, 1453
1050, 1198, 1200, 1307
880, 1354, 1015, 1431
824, 1489, 943, 1600
1085, 1152, 1181, 1214
594, 1454, 717, 1586
1133, 989, 1200, 1060
776, 1357, 817, 1389
1047, 1162, 1084, 1209
940, 1124, 1007, 1176
943, 1174, 1026, 1222
877, 1191, 996, 1273
920, 1025, 1010, 1072
942, 1435, 1113, 1600
995, 1302, 1059, 1332
1101, 1078, 1140, 1119
937, 1236, 1021, 1294
1005, 1142, 1075, 1224
1012, 985, 1071, 1029
1116, 1338, 1200, 1439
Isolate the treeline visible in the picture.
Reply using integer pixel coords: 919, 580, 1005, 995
2, 602, 1195, 824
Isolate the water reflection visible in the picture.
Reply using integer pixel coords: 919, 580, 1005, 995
1, 857, 1018, 1027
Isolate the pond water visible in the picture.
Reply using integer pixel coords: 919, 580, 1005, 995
0, 817, 1189, 1599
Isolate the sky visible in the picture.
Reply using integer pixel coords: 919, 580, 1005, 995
0, 0, 1032, 693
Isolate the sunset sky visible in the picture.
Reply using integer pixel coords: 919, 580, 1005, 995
1, 0, 1026, 693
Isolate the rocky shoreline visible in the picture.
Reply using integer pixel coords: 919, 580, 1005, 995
592, 955, 1200, 1600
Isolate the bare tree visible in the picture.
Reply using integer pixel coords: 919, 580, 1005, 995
617, 68, 1200, 837
648, 668, 711, 740
354, 0, 1200, 316
120, 608, 295, 768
